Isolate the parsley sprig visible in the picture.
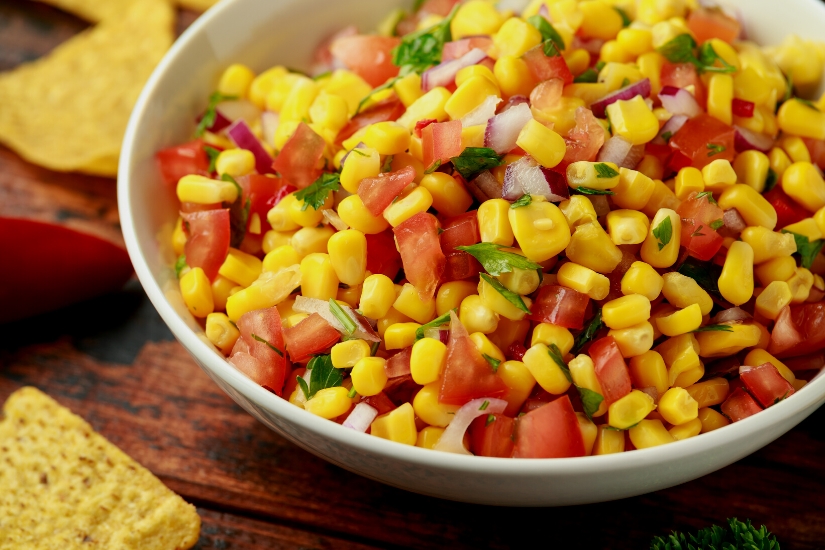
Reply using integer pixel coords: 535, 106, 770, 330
694, 324, 734, 333
548, 344, 604, 420
650, 517, 780, 550
294, 173, 340, 211
480, 274, 531, 314
510, 194, 532, 209
415, 310, 454, 341
450, 147, 504, 181
195, 92, 236, 137
455, 243, 542, 276
652, 217, 673, 251
656, 34, 736, 74
204, 145, 221, 173
296, 354, 342, 400
594, 163, 619, 179
574, 307, 603, 353
251, 333, 284, 356
576, 186, 615, 196
526, 15, 565, 52
782, 230, 825, 269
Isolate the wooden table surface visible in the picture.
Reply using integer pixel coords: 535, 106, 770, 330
2, 2, 825, 548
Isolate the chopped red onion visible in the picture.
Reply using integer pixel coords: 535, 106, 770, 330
227, 119, 274, 175
433, 397, 508, 454
502, 155, 568, 202
461, 95, 501, 127
467, 170, 503, 202
216, 99, 262, 127
597, 135, 633, 166
590, 78, 651, 118
422, 48, 488, 92
484, 102, 533, 154
732, 98, 755, 118
658, 87, 702, 118
260, 111, 279, 149
196, 108, 231, 134
651, 114, 688, 146
712, 307, 751, 324
385, 347, 412, 378
571, 35, 604, 56
293, 295, 380, 342
502, 95, 529, 111
734, 125, 774, 153
342, 402, 378, 432
723, 208, 748, 233
423, 327, 450, 344
639, 386, 659, 404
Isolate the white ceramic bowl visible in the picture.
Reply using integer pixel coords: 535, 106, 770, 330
119, 0, 825, 506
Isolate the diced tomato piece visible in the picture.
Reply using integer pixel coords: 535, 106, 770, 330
522, 44, 573, 86
604, 249, 638, 303
771, 302, 825, 358
721, 387, 763, 422
237, 174, 294, 229
784, 353, 825, 373
802, 137, 825, 169
442, 36, 494, 62
661, 62, 706, 107
271, 122, 326, 189
422, 120, 463, 170
763, 186, 810, 228
385, 346, 413, 378
440, 211, 480, 254
669, 113, 735, 169
181, 208, 230, 280
740, 363, 795, 408
419, 0, 460, 16
180, 201, 222, 213
677, 191, 726, 261
394, 212, 446, 300
156, 139, 210, 186
282, 313, 341, 362
505, 342, 527, 362
337, 98, 405, 144
365, 230, 403, 280
440, 312, 508, 405
731, 98, 754, 118
512, 395, 586, 458
562, 107, 605, 167
469, 413, 515, 457
414, 118, 438, 138
686, 6, 741, 44
311, 25, 357, 74
330, 35, 401, 88
358, 165, 417, 217
667, 150, 694, 173
529, 285, 590, 329
589, 336, 632, 405
442, 252, 482, 282
383, 374, 421, 406
233, 306, 287, 395
360, 392, 396, 416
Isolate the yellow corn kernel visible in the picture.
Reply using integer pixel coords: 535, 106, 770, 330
248, 66, 288, 109
621, 261, 664, 301
300, 253, 338, 301
564, 83, 609, 107
629, 350, 669, 396
641, 179, 680, 219
658, 387, 698, 426
309, 92, 349, 134
451, 0, 504, 39
477, 198, 515, 246
698, 407, 730, 433
322, 69, 373, 115
593, 425, 626, 455
265, 72, 303, 113
515, 119, 566, 169
205, 312, 240, 354
641, 208, 681, 268
217, 63, 255, 98
498, 360, 535, 416
606, 96, 659, 145
575, 412, 598, 455
180, 267, 214, 318
376, 307, 413, 338
410, 338, 447, 385
629, 419, 675, 448
568, 354, 608, 416
522, 343, 572, 395
600, 39, 633, 63
743, 348, 795, 384
290, 226, 335, 259
272, 120, 301, 150
740, 227, 797, 264
655, 303, 702, 337
565, 221, 623, 274
172, 217, 187, 256
214, 148, 254, 178
706, 73, 734, 126
371, 402, 418, 445
566, 161, 620, 191
216, 249, 261, 289
533, 96, 586, 136
350, 356, 388, 397
578, 0, 623, 39
508, 199, 571, 262
610, 320, 654, 357
617, 27, 653, 56
669, 417, 702, 441
396, 87, 452, 129
304, 386, 352, 419
279, 77, 319, 123
362, 121, 411, 156
608, 389, 656, 430
602, 295, 651, 330
717, 184, 777, 230
493, 55, 536, 100
605, 210, 649, 246
788, 267, 814, 304
559, 195, 598, 229
557, 262, 610, 300
701, 159, 737, 193
337, 283, 362, 308
655, 333, 701, 387
284, 311, 308, 329
755, 280, 792, 321
661, 272, 713, 315
783, 135, 813, 164
436, 280, 477, 316
262, 229, 294, 254
288, 191, 332, 228
262, 244, 300, 274
470, 332, 506, 363
686, 378, 730, 409
564, 48, 591, 77
327, 229, 367, 286
477, 277, 531, 322
499, 267, 541, 296
493, 16, 542, 58
695, 323, 762, 357
784, 218, 823, 242
267, 194, 301, 232
777, 99, 825, 140
598, 62, 643, 92
383, 322, 421, 350
733, 150, 770, 193
419, 172, 473, 217
531, 323, 574, 356
412, 383, 459, 428
226, 266, 301, 321
459, 294, 499, 334
674, 166, 704, 200
393, 72, 424, 108
638, 51, 665, 96
176, 174, 238, 204
340, 146, 380, 194
783, 162, 825, 214
337, 194, 390, 234
718, 241, 754, 306
416, 426, 445, 449
383, 187, 434, 227
394, 283, 437, 324
637, 155, 665, 182
754, 256, 797, 286
211, 275, 236, 312
767, 146, 792, 180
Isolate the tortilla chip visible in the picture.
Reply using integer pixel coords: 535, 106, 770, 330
32, 0, 147, 24
176, 0, 221, 11
0, 387, 200, 549
0, 0, 174, 176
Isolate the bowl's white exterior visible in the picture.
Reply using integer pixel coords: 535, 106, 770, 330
119, 0, 825, 506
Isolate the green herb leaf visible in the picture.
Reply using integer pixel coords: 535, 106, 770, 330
693, 324, 734, 333
174, 254, 187, 279
479, 400, 490, 411
329, 298, 357, 335
695, 190, 717, 205
678, 257, 722, 295
349, 147, 367, 157
195, 92, 237, 137
650, 517, 781, 550
510, 194, 532, 209
455, 242, 542, 276
573, 68, 599, 83
306, 354, 343, 399
450, 147, 504, 180
579, 387, 604, 421
656, 33, 735, 75
526, 15, 565, 52
224, 174, 250, 248
415, 310, 454, 340
709, 218, 725, 231
691, 225, 706, 237
660, 130, 673, 143
381, 154, 394, 173
575, 186, 615, 195
652, 216, 673, 251
620, 77, 631, 88
696, 42, 737, 73
764, 167, 778, 193
221, 172, 243, 197
796, 97, 820, 111
370, 341, 380, 356
574, 307, 603, 353
594, 162, 620, 179
347, 386, 358, 398
485, 414, 496, 427
296, 375, 310, 399
613, 6, 631, 27
782, 230, 825, 269
294, 173, 340, 212
541, 38, 561, 57
480, 274, 530, 314
204, 145, 221, 173
251, 333, 284, 356
392, 4, 458, 72
482, 354, 501, 373
595, 60, 606, 72
548, 344, 573, 383
355, 74, 403, 115
706, 143, 726, 157
423, 159, 442, 174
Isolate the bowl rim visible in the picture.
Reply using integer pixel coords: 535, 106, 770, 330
118, 0, 825, 480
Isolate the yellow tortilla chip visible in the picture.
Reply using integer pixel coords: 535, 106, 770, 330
0, 0, 174, 176
0, 387, 200, 549
33, 0, 147, 23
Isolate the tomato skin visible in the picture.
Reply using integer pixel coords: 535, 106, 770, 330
358, 165, 417, 217
686, 7, 740, 44
337, 99, 405, 144
422, 120, 463, 170
330, 35, 401, 88
439, 211, 480, 254
512, 395, 586, 458
237, 174, 293, 230
393, 212, 446, 300
721, 387, 763, 422
360, 392, 396, 416
661, 62, 706, 107
522, 45, 573, 86
271, 122, 326, 189
156, 139, 210, 187
440, 312, 508, 406
771, 302, 825, 358
442, 36, 494, 62
589, 336, 632, 406
469, 414, 515, 457
282, 313, 341, 363
181, 208, 230, 281
365, 229, 403, 280
562, 107, 605, 167
442, 252, 483, 282
763, 187, 809, 229
802, 137, 825, 170
669, 113, 734, 169
529, 285, 591, 330
740, 363, 795, 408
677, 191, 725, 261
233, 306, 287, 395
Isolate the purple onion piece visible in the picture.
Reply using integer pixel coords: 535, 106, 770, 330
503, 156, 568, 202
342, 402, 378, 432
461, 95, 501, 127
227, 119, 274, 175
468, 170, 503, 202
659, 87, 702, 118
712, 306, 752, 324
432, 398, 508, 454
484, 102, 533, 154
422, 48, 487, 92
734, 125, 774, 153
590, 78, 651, 118
651, 114, 688, 146
502, 95, 529, 112
723, 208, 748, 233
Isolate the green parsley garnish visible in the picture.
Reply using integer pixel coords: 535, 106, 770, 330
782, 230, 825, 269
328, 298, 357, 335
479, 400, 490, 411
450, 147, 504, 180
657, 34, 735, 74
678, 256, 722, 295
574, 307, 603, 353
573, 68, 599, 83
510, 194, 532, 209
485, 414, 496, 427
695, 190, 717, 205
381, 154, 394, 173
764, 168, 778, 193
613, 6, 631, 27
594, 162, 620, 179
576, 186, 615, 195
195, 92, 236, 137
709, 219, 725, 231
660, 131, 673, 143
455, 242, 542, 276
174, 254, 187, 279
294, 173, 340, 211
251, 333, 284, 356
482, 354, 501, 373
224, 173, 250, 248
480, 274, 530, 314
652, 216, 673, 251
370, 341, 380, 357
542, 39, 561, 58
693, 324, 734, 333
548, 344, 604, 420
297, 354, 342, 400
706, 143, 726, 157
526, 15, 565, 52
650, 517, 780, 550
347, 387, 358, 398
204, 145, 221, 173
691, 225, 706, 237
415, 310, 454, 341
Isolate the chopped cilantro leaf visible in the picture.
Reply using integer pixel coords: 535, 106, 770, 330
693, 324, 734, 333
347, 386, 358, 398
224, 174, 249, 248
579, 387, 604, 421
657, 34, 735, 75
195, 92, 237, 137
450, 147, 504, 180
296, 376, 310, 399
613, 6, 631, 27
652, 216, 673, 251
482, 354, 501, 373
526, 15, 565, 52
455, 242, 542, 276
706, 143, 726, 157
620, 77, 631, 88
795, 97, 820, 111
480, 274, 530, 314
485, 414, 496, 427
370, 341, 380, 357
424, 159, 442, 174
381, 154, 394, 173
574, 307, 603, 354
691, 225, 706, 237
174, 254, 187, 279
548, 344, 572, 383
479, 400, 490, 411
391, 4, 458, 73
573, 68, 599, 83
576, 186, 615, 195
660, 131, 673, 143
415, 310, 454, 340
510, 194, 532, 209
678, 257, 722, 295
204, 145, 221, 173
542, 38, 561, 57
695, 190, 717, 205
251, 333, 284, 356
696, 42, 737, 73
782, 230, 825, 269
595, 60, 606, 72
764, 167, 778, 193
294, 173, 340, 211
329, 298, 357, 334
710, 219, 725, 231
594, 162, 620, 178
305, 354, 342, 399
